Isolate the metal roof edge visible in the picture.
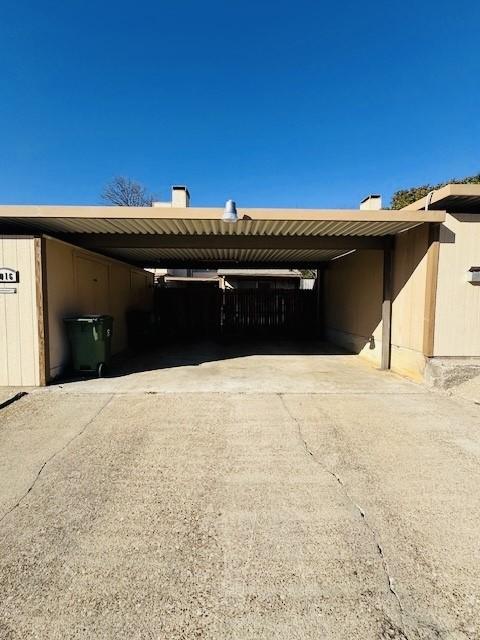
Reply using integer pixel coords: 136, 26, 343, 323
0, 204, 446, 223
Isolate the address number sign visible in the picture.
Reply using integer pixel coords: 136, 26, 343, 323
0, 268, 19, 283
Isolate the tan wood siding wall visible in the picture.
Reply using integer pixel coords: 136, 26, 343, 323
434, 214, 480, 356
390, 225, 430, 378
323, 250, 384, 366
0, 236, 40, 386
45, 237, 153, 381
323, 225, 431, 379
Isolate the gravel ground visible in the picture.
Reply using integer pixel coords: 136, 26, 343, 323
1, 348, 479, 639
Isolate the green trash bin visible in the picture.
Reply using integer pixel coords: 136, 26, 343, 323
64, 315, 113, 377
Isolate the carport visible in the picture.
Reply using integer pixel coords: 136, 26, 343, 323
0, 204, 445, 385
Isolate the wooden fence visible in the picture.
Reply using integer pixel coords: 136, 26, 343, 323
221, 290, 316, 335
154, 288, 317, 338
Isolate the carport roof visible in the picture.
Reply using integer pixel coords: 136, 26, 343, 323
0, 205, 445, 267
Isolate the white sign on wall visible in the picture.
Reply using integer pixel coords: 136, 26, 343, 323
0, 268, 19, 284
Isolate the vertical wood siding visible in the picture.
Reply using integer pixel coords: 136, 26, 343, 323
45, 237, 153, 380
434, 214, 480, 356
0, 236, 40, 386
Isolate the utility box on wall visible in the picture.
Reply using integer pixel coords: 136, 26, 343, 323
467, 267, 480, 285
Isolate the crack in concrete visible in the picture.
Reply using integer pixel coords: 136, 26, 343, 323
0, 394, 114, 527
278, 394, 410, 640
0, 391, 28, 411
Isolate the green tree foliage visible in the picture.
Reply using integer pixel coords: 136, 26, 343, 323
390, 173, 480, 209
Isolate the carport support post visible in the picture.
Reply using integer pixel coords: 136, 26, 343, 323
381, 247, 392, 370
34, 236, 50, 385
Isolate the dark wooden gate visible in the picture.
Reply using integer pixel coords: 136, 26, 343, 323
155, 287, 220, 338
154, 288, 316, 338
221, 289, 315, 335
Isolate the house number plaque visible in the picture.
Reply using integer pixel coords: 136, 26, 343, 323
0, 268, 19, 283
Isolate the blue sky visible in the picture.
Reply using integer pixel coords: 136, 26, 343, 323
0, 0, 479, 208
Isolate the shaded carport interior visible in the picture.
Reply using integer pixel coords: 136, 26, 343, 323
0, 205, 445, 373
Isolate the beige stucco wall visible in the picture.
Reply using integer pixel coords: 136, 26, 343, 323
324, 250, 384, 367
434, 214, 480, 356
323, 225, 430, 379
45, 237, 153, 380
0, 236, 40, 386
390, 225, 429, 379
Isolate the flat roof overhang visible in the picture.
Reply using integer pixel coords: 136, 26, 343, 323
0, 205, 446, 268
403, 184, 480, 213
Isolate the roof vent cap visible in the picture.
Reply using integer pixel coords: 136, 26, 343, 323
223, 199, 238, 223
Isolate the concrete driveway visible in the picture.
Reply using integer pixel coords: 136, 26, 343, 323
1, 341, 479, 639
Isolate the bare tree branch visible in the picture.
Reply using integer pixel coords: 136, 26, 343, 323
101, 176, 153, 206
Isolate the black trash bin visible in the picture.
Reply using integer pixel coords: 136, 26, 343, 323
64, 315, 113, 377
